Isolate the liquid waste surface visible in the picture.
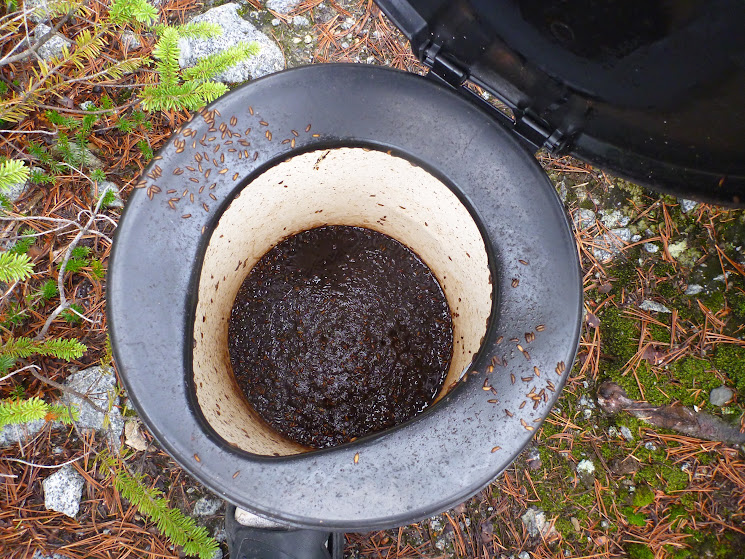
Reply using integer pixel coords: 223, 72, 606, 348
228, 225, 453, 448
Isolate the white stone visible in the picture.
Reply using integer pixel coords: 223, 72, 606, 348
576, 459, 596, 476
192, 496, 223, 516
593, 228, 631, 262
644, 242, 659, 253
62, 365, 124, 444
619, 426, 634, 441
178, 4, 284, 84
265, 0, 302, 12
521, 508, 557, 539
640, 300, 672, 313
292, 15, 309, 27
709, 386, 734, 407
572, 209, 596, 230
685, 284, 703, 296
34, 23, 71, 61
678, 198, 699, 213
600, 209, 630, 229
43, 465, 85, 518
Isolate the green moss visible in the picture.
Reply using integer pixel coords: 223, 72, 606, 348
600, 307, 639, 365
653, 261, 676, 277
713, 345, 745, 396
554, 517, 574, 536
621, 506, 647, 527
730, 289, 745, 322
703, 290, 726, 313
627, 543, 654, 559
632, 484, 655, 507
656, 280, 679, 300
661, 464, 689, 493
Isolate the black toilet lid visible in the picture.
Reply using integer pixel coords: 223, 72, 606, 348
376, 0, 745, 206
108, 64, 582, 530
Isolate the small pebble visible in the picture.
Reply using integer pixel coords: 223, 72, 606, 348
640, 300, 672, 313
685, 284, 703, 295
709, 386, 734, 407
643, 242, 659, 253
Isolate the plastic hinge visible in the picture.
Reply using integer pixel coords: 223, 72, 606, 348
423, 43, 566, 154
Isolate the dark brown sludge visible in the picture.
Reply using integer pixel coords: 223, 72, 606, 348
228, 226, 454, 449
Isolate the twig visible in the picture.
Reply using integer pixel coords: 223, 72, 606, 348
0, 12, 73, 68
28, 366, 108, 415
36, 165, 108, 340
1, 452, 90, 469
0, 363, 40, 383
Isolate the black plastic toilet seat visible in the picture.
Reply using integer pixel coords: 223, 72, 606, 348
108, 64, 582, 531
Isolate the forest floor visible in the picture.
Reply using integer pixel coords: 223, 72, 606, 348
1, 1, 744, 558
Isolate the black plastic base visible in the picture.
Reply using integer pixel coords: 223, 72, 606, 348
226, 505, 344, 559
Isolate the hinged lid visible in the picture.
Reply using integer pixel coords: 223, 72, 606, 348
376, 0, 745, 206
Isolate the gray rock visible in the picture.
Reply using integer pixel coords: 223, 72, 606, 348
121, 30, 142, 52
639, 300, 672, 313
685, 284, 703, 296
572, 209, 596, 230
25, 0, 54, 22
0, 419, 47, 447
178, 4, 284, 84
644, 442, 657, 451
521, 508, 557, 539
50, 142, 104, 169
193, 496, 223, 516
1, 168, 31, 202
91, 181, 124, 208
43, 465, 85, 518
593, 228, 631, 263
32, 551, 72, 559
518, 553, 530, 559
62, 365, 124, 444
709, 386, 734, 407
643, 242, 660, 253
210, 549, 223, 559
265, 0, 302, 12
619, 425, 634, 441
292, 15, 310, 27
600, 209, 630, 229
34, 23, 71, 61
678, 198, 699, 213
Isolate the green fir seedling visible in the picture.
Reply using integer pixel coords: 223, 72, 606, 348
97, 451, 220, 559
109, 0, 158, 26
0, 159, 29, 191
61, 303, 85, 325
61, 246, 91, 273
140, 23, 259, 112
0, 396, 79, 426
0, 336, 86, 361
0, 252, 34, 282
